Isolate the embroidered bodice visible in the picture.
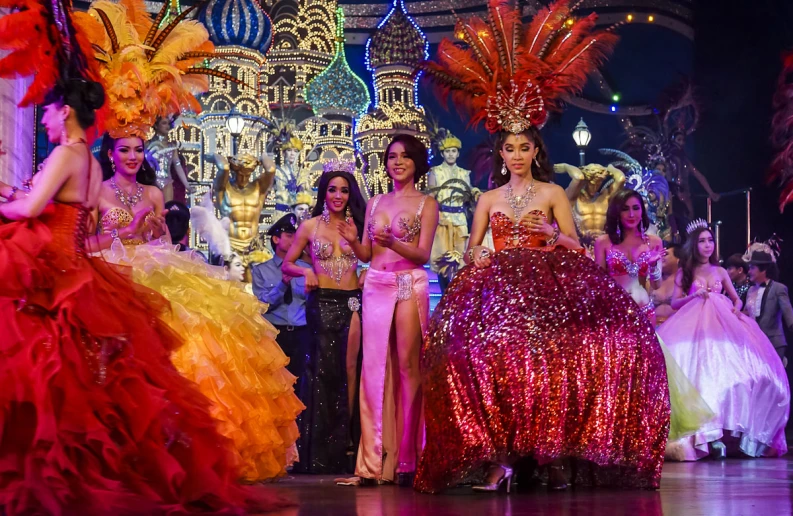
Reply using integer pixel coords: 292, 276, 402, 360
99, 207, 152, 245
490, 210, 548, 252
691, 278, 723, 295
312, 220, 358, 284
367, 194, 428, 244
606, 248, 651, 279
39, 203, 92, 260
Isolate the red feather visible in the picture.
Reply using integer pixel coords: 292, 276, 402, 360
769, 50, 793, 211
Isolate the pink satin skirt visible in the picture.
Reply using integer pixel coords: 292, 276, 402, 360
355, 268, 429, 481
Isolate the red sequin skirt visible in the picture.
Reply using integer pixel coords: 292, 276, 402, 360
415, 247, 670, 493
0, 216, 289, 514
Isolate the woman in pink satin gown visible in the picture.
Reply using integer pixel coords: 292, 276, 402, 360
342, 134, 439, 486
658, 223, 789, 460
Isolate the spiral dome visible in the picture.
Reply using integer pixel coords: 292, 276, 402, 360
365, 0, 428, 71
306, 8, 370, 117
198, 0, 273, 53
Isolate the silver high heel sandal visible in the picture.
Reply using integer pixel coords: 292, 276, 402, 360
472, 465, 514, 493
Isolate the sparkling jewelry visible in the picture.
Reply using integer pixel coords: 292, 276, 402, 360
348, 296, 361, 313
396, 272, 414, 301
110, 228, 120, 240
110, 177, 144, 209
501, 162, 507, 176
321, 202, 330, 224
547, 225, 560, 246
505, 181, 536, 241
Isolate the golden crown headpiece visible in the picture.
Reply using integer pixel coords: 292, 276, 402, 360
282, 136, 304, 151
294, 191, 314, 206
438, 134, 462, 151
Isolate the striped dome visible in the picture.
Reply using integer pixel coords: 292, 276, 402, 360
199, 0, 273, 53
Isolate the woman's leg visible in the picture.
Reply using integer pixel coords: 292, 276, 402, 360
393, 296, 423, 472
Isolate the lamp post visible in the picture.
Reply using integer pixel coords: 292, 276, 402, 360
572, 118, 591, 167
225, 112, 245, 154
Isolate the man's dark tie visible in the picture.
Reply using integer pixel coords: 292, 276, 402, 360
283, 280, 293, 304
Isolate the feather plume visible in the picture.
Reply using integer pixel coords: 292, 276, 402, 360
82, 0, 231, 137
190, 191, 232, 259
769, 50, 793, 212
421, 0, 618, 134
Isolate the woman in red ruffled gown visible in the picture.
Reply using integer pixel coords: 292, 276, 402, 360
414, 129, 671, 493
0, 81, 288, 514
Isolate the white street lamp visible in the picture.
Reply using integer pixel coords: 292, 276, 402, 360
572, 118, 591, 167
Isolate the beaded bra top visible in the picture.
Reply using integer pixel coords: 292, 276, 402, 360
606, 248, 651, 279
99, 207, 153, 245
367, 194, 428, 244
311, 220, 358, 284
490, 210, 548, 252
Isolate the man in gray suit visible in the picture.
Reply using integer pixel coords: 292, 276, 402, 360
743, 250, 793, 365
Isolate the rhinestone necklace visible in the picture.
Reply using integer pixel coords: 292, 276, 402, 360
110, 177, 144, 209
505, 181, 536, 242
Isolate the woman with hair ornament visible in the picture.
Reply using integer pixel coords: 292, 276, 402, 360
414, 0, 671, 494
657, 219, 789, 460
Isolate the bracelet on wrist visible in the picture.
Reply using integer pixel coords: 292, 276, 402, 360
546, 226, 560, 246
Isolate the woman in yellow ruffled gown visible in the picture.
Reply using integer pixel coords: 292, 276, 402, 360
86, 133, 303, 482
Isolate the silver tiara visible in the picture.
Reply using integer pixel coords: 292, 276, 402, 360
322, 158, 356, 174
686, 218, 709, 235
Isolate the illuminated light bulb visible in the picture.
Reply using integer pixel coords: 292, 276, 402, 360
627, 14, 634, 22
648, 15, 655, 22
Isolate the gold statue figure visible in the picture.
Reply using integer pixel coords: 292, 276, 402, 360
554, 162, 625, 249
211, 153, 276, 258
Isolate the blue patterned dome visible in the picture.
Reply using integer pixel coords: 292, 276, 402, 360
199, 0, 273, 53
306, 8, 370, 117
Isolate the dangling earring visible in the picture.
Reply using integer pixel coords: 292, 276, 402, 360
321, 201, 330, 225
345, 206, 351, 224
61, 128, 68, 145
640, 219, 645, 236
110, 159, 117, 175
616, 224, 622, 240
501, 162, 507, 176
534, 158, 540, 168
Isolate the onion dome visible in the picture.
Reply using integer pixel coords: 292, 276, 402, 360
306, 8, 370, 117
365, 0, 428, 71
198, 0, 273, 53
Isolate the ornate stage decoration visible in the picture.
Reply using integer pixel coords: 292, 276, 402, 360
355, 0, 430, 195
303, 6, 370, 195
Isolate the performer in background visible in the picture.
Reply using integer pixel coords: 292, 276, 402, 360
283, 161, 367, 474
725, 253, 751, 304
427, 130, 477, 290
273, 136, 305, 220
0, 0, 286, 510
651, 243, 682, 324
147, 116, 193, 203
742, 241, 793, 363
594, 190, 713, 447
659, 222, 789, 460
415, 0, 669, 494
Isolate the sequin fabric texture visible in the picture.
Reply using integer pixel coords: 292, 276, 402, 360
414, 215, 671, 493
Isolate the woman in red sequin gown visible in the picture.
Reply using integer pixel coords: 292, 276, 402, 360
0, 82, 288, 514
415, 129, 671, 493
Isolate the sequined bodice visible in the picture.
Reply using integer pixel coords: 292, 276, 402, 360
312, 221, 358, 284
606, 248, 651, 279
99, 207, 150, 245
39, 203, 92, 259
490, 211, 548, 252
367, 194, 427, 243
691, 278, 723, 295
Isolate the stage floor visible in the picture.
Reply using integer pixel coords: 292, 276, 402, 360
260, 457, 793, 516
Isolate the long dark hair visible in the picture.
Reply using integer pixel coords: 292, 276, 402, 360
492, 127, 553, 187
311, 171, 366, 242
43, 78, 105, 130
680, 226, 719, 293
384, 133, 430, 183
98, 133, 157, 185
605, 189, 651, 244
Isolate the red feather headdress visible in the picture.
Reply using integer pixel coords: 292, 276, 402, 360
421, 0, 619, 133
769, 50, 793, 212
0, 0, 99, 106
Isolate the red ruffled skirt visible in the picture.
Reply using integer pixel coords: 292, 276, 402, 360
415, 247, 671, 492
0, 206, 289, 515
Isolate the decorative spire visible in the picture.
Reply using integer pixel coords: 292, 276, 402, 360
306, 7, 370, 117
198, 0, 273, 54
365, 0, 428, 71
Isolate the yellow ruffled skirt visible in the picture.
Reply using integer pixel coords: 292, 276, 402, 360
101, 242, 304, 481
